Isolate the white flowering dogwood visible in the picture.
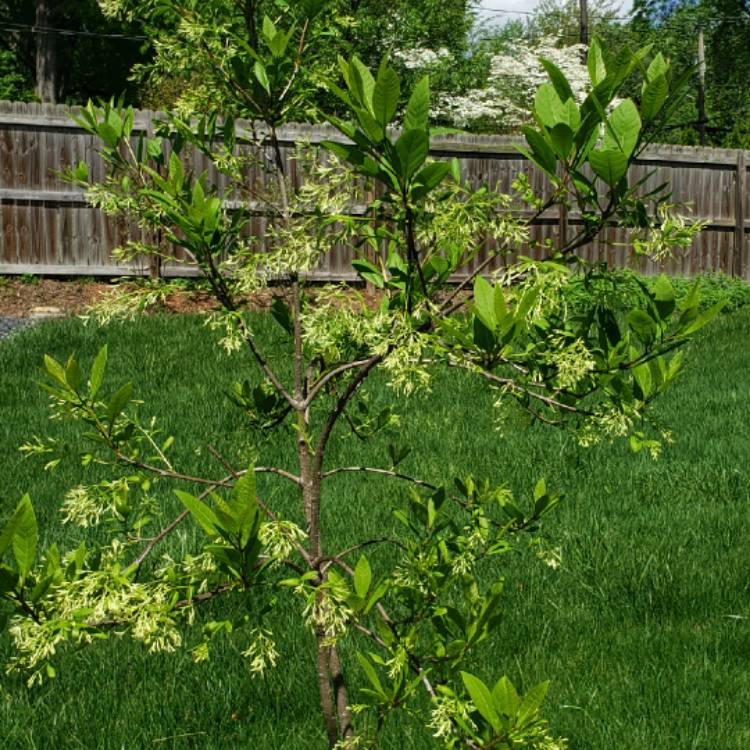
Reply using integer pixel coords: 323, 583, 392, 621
437, 38, 589, 131
0, 3, 716, 749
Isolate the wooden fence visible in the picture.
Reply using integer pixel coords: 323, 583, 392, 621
1, 100, 749, 280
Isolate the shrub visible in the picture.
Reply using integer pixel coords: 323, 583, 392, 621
0, 6, 718, 748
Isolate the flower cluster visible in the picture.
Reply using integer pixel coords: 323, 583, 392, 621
393, 46, 451, 70
241, 627, 280, 676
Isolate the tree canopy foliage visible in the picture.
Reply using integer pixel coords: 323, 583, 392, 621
3, 0, 750, 147
0, 0, 148, 103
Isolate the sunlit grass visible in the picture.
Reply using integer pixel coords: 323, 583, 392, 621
1, 309, 749, 749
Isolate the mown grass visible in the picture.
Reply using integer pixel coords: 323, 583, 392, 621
1, 309, 749, 749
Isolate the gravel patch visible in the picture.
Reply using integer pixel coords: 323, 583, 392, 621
0, 316, 35, 341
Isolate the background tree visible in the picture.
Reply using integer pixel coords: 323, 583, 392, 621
631, 0, 750, 146
0, 0, 149, 103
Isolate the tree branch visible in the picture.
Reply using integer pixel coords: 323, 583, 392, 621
304, 358, 373, 407
313, 354, 383, 476
322, 465, 438, 492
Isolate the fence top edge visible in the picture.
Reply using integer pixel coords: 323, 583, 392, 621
1, 100, 749, 164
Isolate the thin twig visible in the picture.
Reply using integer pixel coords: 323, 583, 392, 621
130, 473, 233, 568
319, 537, 407, 573
473, 369, 590, 415
322, 466, 438, 492
304, 358, 374, 407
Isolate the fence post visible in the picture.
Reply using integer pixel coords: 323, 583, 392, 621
735, 150, 747, 279
145, 109, 163, 281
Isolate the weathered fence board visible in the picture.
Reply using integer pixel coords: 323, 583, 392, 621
1, 101, 749, 280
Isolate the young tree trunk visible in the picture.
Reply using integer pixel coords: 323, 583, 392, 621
35, 0, 59, 103
302, 440, 353, 746
315, 630, 354, 748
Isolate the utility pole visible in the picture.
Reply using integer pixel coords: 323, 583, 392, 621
697, 25, 707, 146
579, 0, 589, 63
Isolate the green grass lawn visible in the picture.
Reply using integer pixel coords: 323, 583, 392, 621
1, 310, 749, 749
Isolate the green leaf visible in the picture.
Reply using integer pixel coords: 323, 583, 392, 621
641, 74, 669, 122
603, 99, 641, 157
206, 543, 243, 576
587, 39, 607, 86
232, 470, 258, 547
0, 498, 27, 559
146, 138, 162, 161
682, 300, 725, 335
540, 58, 574, 103
533, 477, 547, 501
107, 382, 133, 426
394, 129, 429, 182
253, 61, 271, 94
352, 259, 384, 288
168, 151, 184, 189
387, 443, 411, 466
97, 122, 119, 149
300, 0, 325, 18
64, 355, 82, 391
646, 52, 668, 82
520, 127, 557, 177
354, 107, 385, 143
492, 675, 520, 718
403, 76, 430, 133
632, 362, 652, 400
321, 140, 369, 168
473, 317, 497, 353
232, 466, 258, 547
350, 57, 376, 113
589, 148, 629, 185
261, 15, 277, 44
11, 495, 37, 582
353, 555, 372, 599
357, 653, 386, 697
533, 83, 567, 129
652, 274, 676, 319
412, 161, 451, 196
373, 60, 400, 128
43, 354, 67, 387
89, 345, 108, 398
462, 672, 502, 732
493, 284, 507, 322
473, 275, 496, 330
267, 27, 292, 58
448, 157, 461, 183
627, 309, 657, 343
517, 680, 550, 726
174, 490, 219, 537
668, 350, 684, 380
549, 123, 574, 159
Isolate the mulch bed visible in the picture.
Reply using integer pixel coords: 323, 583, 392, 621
0, 278, 387, 318
0, 278, 236, 317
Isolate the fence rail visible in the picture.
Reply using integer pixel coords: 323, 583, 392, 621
2, 100, 749, 280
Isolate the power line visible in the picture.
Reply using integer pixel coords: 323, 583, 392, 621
478, 5, 750, 23
478, 5, 635, 20
0, 21, 147, 41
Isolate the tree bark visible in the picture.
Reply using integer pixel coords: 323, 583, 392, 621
316, 633, 340, 747
35, 0, 59, 103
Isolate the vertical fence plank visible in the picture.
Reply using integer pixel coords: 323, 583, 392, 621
736, 150, 747, 279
